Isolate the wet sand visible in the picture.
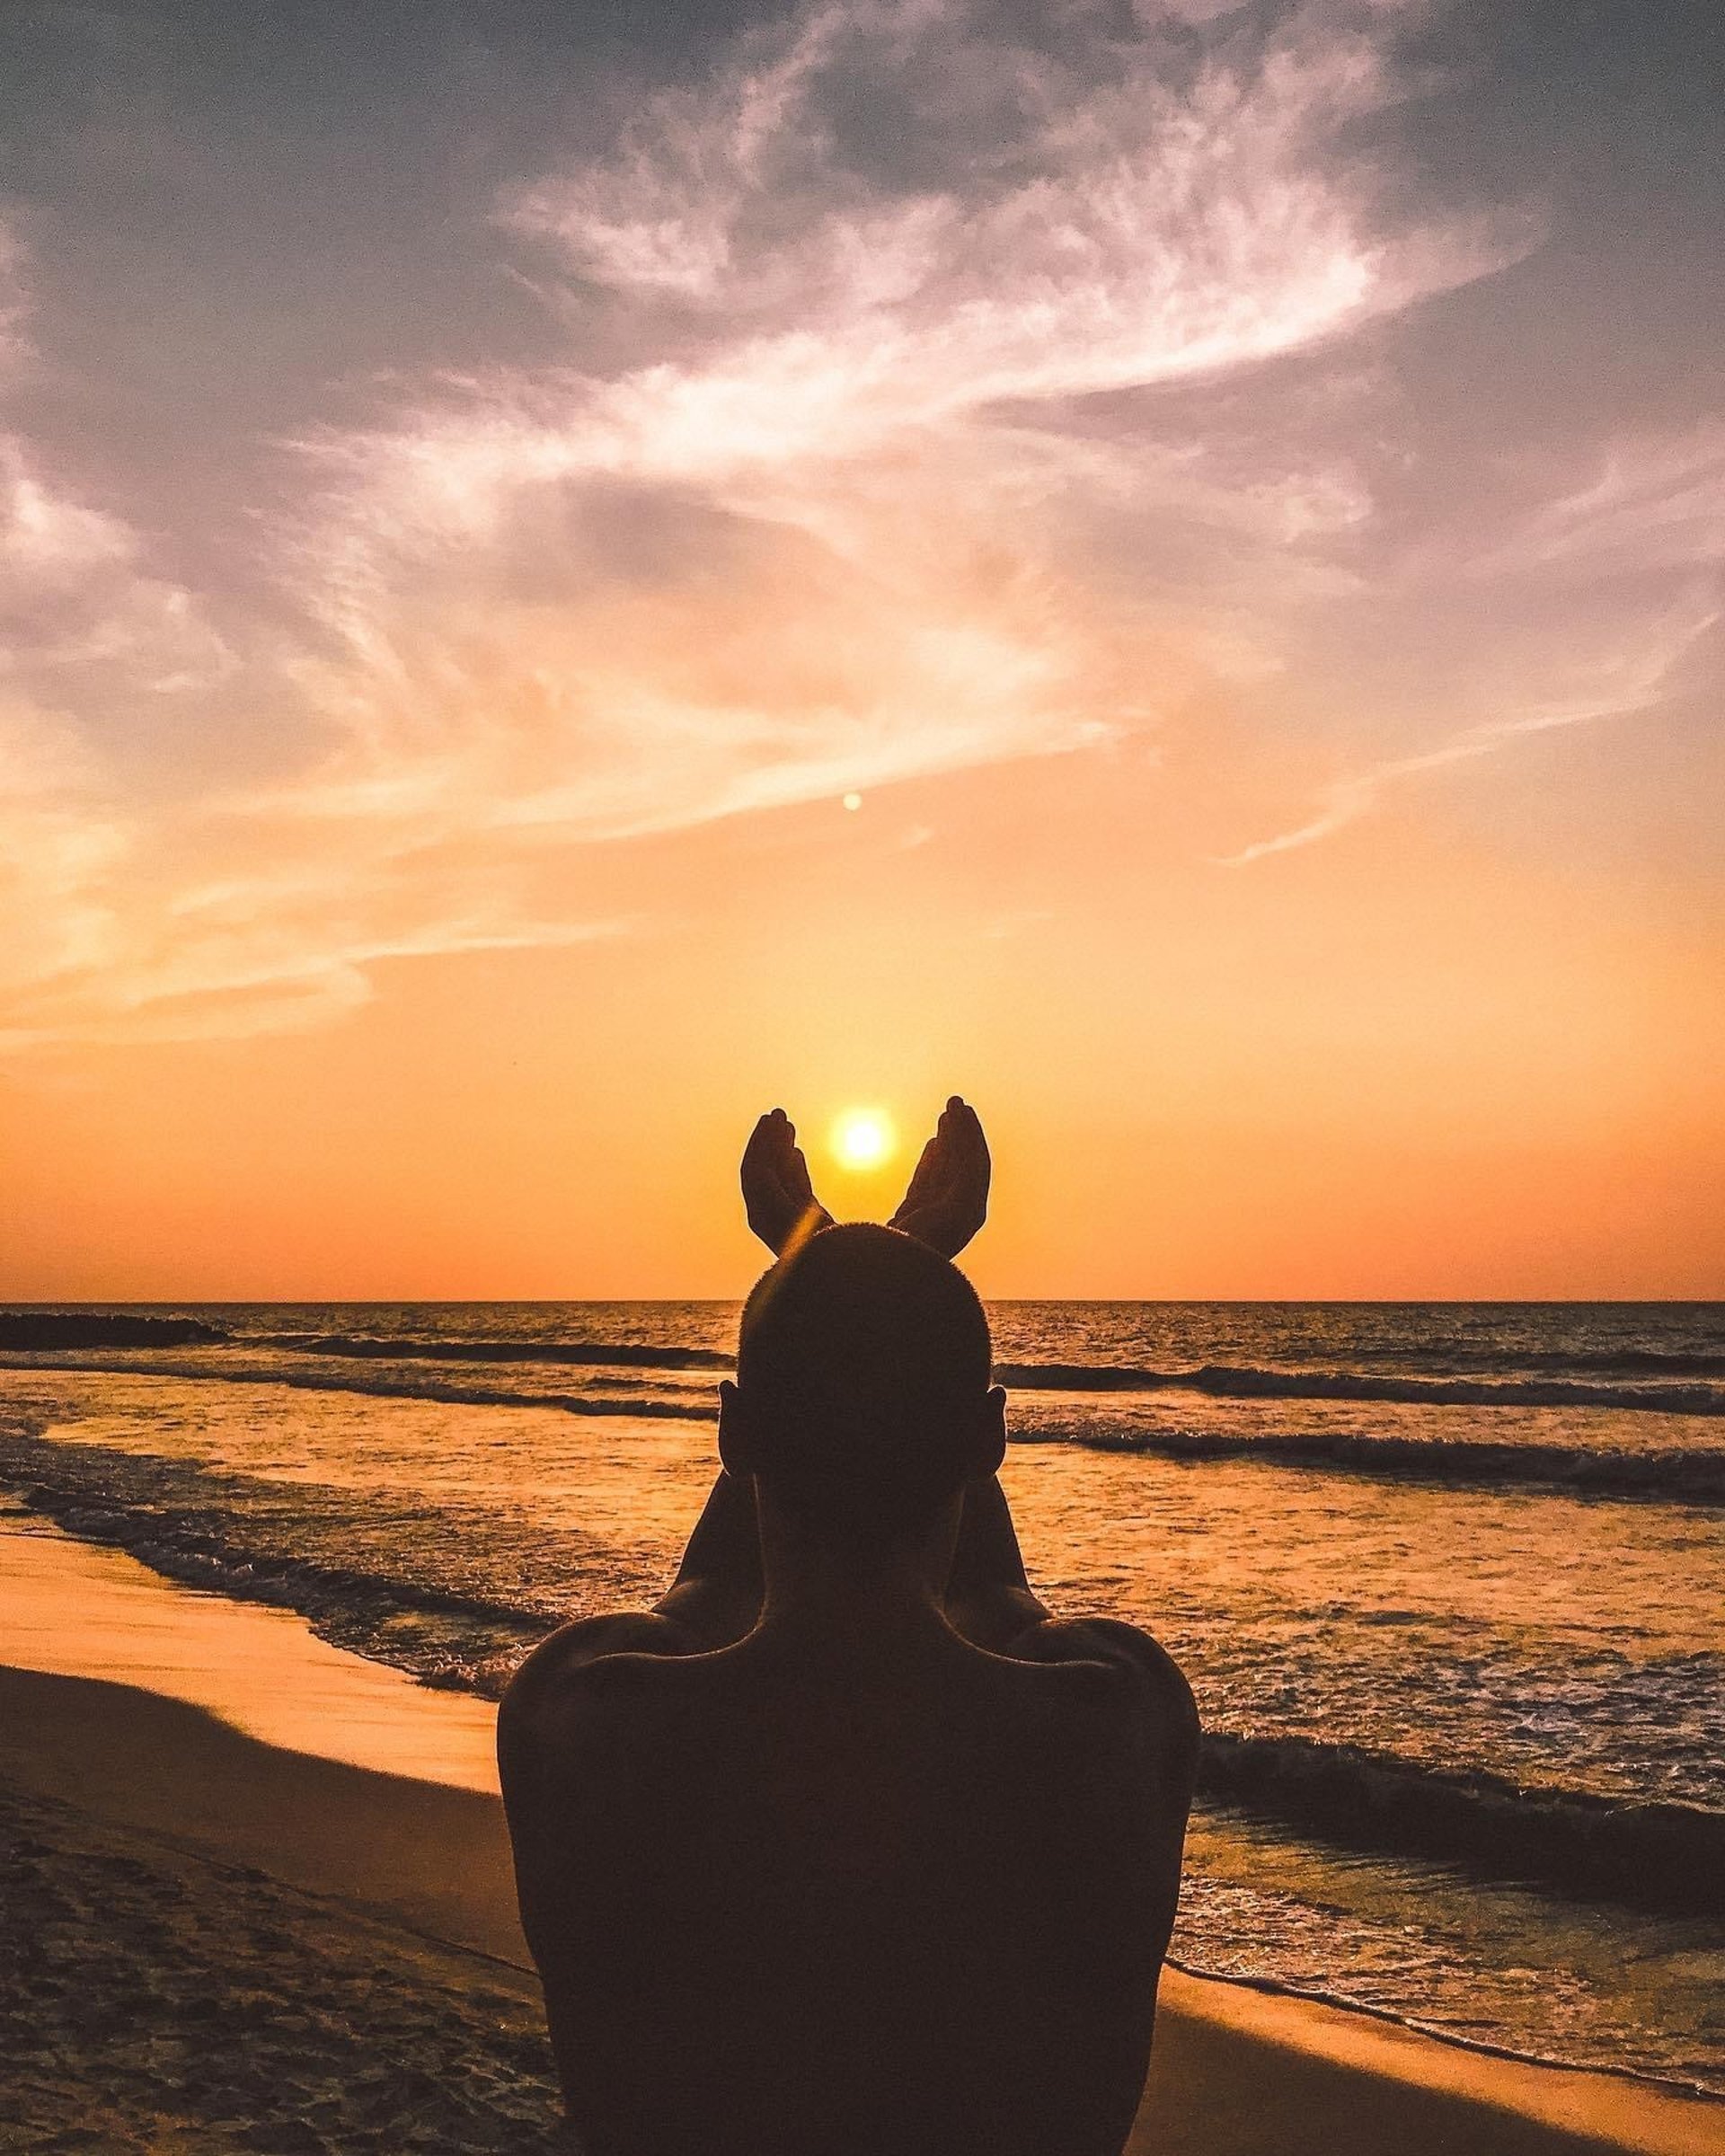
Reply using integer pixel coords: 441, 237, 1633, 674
2, 1516, 1721, 2155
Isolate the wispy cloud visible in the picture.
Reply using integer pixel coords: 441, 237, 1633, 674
261, 0, 1510, 882
0, 702, 130, 1013
4, 0, 1707, 1048
1463, 424, 1725, 583
1220, 589, 1721, 864
1218, 411, 1725, 863
504, 0, 1507, 430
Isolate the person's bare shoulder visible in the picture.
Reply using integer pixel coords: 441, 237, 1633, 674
1005, 1614, 1200, 1795
498, 1611, 701, 1794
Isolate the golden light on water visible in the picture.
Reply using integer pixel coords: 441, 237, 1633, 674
830, 1108, 897, 1172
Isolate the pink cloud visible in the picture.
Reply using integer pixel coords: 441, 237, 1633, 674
1, 3, 1707, 1048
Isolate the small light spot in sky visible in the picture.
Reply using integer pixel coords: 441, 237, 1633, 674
843, 791, 862, 812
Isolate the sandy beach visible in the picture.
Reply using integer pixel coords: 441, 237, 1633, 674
3, 1517, 1720, 2156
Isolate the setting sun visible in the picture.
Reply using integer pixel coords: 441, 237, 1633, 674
831, 1109, 897, 1173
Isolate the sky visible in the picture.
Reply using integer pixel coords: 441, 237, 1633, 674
0, 0, 1720, 1300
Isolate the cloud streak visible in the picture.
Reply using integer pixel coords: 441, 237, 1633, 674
1222, 432, 1725, 862
261, 0, 1512, 886
1218, 646, 1712, 868
0, 0, 1709, 1048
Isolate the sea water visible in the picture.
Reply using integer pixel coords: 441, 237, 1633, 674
1, 1300, 1721, 2093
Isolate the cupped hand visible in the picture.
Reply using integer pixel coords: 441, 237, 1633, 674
889, 1096, 990, 1259
741, 1108, 835, 1257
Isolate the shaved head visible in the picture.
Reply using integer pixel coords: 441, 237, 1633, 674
732, 1224, 995, 1549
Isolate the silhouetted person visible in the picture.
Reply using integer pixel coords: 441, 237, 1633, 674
500, 1100, 1198, 2156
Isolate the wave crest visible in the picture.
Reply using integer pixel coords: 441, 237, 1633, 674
0, 1312, 227, 1350
1198, 1732, 1725, 1919
262, 1331, 732, 1370
996, 1360, 1725, 1417
1008, 1419, 1725, 1506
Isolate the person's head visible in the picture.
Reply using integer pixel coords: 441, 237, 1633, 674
720, 1223, 1004, 1558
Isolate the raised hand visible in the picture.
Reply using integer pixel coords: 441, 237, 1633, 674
741, 1108, 835, 1257
889, 1096, 990, 1259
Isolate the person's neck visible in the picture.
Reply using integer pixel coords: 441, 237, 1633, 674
751, 1495, 959, 1659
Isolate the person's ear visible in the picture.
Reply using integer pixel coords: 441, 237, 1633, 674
972, 1384, 1007, 1479
717, 1379, 760, 1480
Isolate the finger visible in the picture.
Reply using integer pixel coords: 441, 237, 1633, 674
772, 1114, 819, 1204
959, 1100, 990, 1180
750, 1109, 794, 1170
741, 1110, 801, 1250
897, 1129, 943, 1212
924, 1098, 966, 1197
740, 1111, 778, 1179
954, 1105, 990, 1224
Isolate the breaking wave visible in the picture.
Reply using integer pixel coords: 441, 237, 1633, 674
995, 1361, 1725, 1417
260, 1331, 733, 1371
1196, 1732, 1725, 1920
0, 1355, 712, 1423
0, 1313, 227, 1350
1008, 1418, 1725, 1506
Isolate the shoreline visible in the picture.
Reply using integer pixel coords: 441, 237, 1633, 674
3, 1513, 1721, 2153
1161, 1958, 1725, 2106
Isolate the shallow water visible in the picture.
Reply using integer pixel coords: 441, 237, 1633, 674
1, 1299, 1721, 2092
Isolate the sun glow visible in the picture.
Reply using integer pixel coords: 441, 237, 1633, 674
831, 1108, 897, 1172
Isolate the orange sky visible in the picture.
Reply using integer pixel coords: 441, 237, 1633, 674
0, 0, 1721, 1300
6, 738, 1721, 1300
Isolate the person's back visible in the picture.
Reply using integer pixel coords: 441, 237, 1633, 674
500, 1109, 1198, 2156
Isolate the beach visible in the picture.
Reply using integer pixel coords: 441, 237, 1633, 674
3, 1514, 1721, 2156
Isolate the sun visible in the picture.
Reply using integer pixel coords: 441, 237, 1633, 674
830, 1107, 897, 1172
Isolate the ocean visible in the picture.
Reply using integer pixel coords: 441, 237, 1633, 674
1, 1299, 1721, 2096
